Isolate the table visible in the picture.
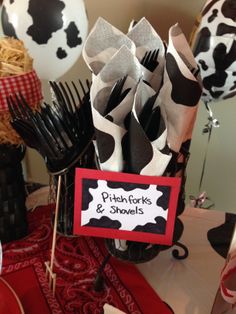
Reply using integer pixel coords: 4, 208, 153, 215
25, 188, 236, 313
0, 277, 24, 314
137, 207, 235, 314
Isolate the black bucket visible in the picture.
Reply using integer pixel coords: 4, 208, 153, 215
0, 144, 28, 243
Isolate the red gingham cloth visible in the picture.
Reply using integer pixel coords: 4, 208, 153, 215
0, 70, 43, 112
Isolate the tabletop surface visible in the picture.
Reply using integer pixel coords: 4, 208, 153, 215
137, 207, 234, 314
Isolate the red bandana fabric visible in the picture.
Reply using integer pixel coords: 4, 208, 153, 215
1, 205, 171, 314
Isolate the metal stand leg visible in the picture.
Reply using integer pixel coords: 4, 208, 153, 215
93, 253, 111, 292
172, 241, 189, 260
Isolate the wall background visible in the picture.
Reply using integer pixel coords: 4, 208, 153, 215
1, 0, 236, 212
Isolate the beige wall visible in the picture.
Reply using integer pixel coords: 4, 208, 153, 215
2, 1, 236, 212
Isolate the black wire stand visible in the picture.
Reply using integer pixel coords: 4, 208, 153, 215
45, 140, 95, 296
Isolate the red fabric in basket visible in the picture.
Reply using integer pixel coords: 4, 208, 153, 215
0, 70, 43, 112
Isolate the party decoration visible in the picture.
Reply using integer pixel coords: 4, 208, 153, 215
1, 0, 88, 80
82, 17, 202, 263
191, 0, 236, 103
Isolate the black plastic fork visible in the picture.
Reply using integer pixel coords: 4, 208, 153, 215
104, 75, 131, 116
140, 49, 160, 72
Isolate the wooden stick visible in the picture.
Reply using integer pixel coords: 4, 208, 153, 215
50, 174, 62, 273
44, 174, 62, 297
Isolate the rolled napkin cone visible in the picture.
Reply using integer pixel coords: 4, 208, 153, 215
159, 24, 202, 153
127, 17, 166, 92
90, 45, 141, 172
126, 80, 171, 176
83, 17, 136, 75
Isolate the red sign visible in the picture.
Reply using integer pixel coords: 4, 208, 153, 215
73, 168, 180, 245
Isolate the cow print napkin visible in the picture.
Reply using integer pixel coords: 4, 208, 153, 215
126, 80, 171, 176
90, 45, 142, 172
82, 17, 136, 75
158, 24, 202, 154
127, 17, 166, 93
83, 18, 202, 259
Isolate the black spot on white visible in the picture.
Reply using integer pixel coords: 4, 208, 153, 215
193, 27, 211, 57
56, 47, 68, 59
27, 0, 65, 44
95, 128, 115, 164
208, 9, 218, 23
106, 180, 149, 191
207, 213, 236, 258
85, 216, 122, 229
1, 6, 18, 38
222, 0, 236, 21
216, 23, 236, 36
199, 59, 209, 71
133, 216, 166, 234
156, 186, 170, 211
64, 22, 82, 48
82, 179, 98, 211
166, 53, 202, 106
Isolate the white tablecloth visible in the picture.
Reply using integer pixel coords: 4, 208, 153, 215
137, 207, 232, 314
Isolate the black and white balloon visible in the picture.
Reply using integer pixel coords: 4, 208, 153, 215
1, 0, 88, 80
191, 0, 236, 103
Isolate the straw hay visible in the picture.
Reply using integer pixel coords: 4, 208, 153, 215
0, 37, 33, 77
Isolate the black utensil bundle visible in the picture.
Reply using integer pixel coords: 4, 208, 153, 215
7, 80, 94, 174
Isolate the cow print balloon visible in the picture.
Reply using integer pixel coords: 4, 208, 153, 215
1, 0, 88, 80
191, 0, 236, 103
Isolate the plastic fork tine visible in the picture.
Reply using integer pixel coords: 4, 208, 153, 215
104, 75, 128, 115
9, 95, 24, 119
69, 81, 83, 118
43, 102, 73, 148
58, 82, 74, 115
9, 95, 25, 120
86, 79, 90, 90
154, 49, 159, 60
79, 79, 87, 97
7, 96, 18, 120
71, 81, 88, 130
141, 49, 159, 72
71, 81, 82, 107
139, 93, 158, 129
50, 82, 75, 131
17, 93, 34, 119
141, 50, 151, 66
65, 82, 76, 109
50, 81, 66, 108
61, 81, 82, 135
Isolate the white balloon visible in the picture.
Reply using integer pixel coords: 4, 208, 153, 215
191, 0, 236, 103
1, 0, 88, 80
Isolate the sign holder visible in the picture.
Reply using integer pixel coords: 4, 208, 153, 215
74, 168, 181, 246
